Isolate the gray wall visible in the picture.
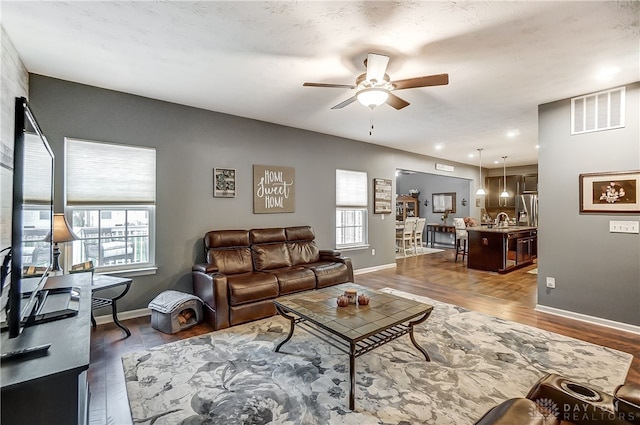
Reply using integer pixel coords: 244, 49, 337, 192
537, 82, 640, 326
1, 26, 29, 251
28, 75, 483, 312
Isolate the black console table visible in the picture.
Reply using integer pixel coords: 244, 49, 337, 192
426, 223, 456, 247
1, 273, 92, 425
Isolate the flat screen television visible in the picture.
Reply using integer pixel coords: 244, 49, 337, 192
0, 97, 54, 338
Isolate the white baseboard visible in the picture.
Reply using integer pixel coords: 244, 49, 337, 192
94, 307, 150, 326
354, 263, 396, 275
535, 304, 640, 335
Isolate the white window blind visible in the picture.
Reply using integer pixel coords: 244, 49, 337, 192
23, 133, 53, 203
336, 169, 367, 207
336, 169, 368, 248
66, 139, 156, 205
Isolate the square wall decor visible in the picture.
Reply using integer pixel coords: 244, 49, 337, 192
253, 165, 295, 213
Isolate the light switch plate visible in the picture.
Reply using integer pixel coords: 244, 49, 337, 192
609, 221, 640, 234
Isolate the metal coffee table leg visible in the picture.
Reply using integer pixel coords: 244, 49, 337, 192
409, 310, 432, 361
274, 305, 296, 352
349, 342, 356, 410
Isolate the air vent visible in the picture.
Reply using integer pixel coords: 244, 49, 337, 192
571, 87, 625, 135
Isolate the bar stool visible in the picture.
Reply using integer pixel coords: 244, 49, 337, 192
453, 218, 468, 263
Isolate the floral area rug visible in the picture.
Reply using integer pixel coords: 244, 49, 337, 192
122, 288, 632, 425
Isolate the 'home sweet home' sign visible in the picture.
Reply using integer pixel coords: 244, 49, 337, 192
253, 165, 295, 213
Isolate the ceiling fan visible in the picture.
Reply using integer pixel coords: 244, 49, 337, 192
303, 53, 449, 110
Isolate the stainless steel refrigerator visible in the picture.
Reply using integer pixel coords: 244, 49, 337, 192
516, 194, 538, 227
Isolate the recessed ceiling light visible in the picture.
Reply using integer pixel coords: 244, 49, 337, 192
435, 144, 444, 150
468, 153, 475, 158
506, 129, 520, 137
535, 145, 540, 149
494, 160, 500, 164
596, 66, 620, 81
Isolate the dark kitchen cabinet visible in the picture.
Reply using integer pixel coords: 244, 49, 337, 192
486, 176, 518, 208
521, 174, 538, 193
468, 228, 537, 273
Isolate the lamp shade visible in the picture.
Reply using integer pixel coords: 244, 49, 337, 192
50, 213, 79, 243
356, 88, 389, 108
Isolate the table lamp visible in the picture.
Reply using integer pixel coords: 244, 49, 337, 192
49, 213, 79, 273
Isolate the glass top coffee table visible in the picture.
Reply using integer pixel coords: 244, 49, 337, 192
273, 282, 433, 410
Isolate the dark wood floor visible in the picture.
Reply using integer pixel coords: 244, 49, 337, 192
89, 249, 640, 425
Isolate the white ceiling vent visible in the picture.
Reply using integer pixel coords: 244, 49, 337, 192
571, 87, 625, 135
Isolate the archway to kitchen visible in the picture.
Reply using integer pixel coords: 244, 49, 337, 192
396, 169, 474, 249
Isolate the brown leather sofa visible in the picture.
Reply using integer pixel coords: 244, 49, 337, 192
474, 373, 640, 424
192, 226, 354, 330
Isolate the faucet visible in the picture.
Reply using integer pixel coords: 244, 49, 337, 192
495, 212, 510, 227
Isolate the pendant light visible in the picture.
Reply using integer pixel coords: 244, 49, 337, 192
476, 148, 486, 195
500, 156, 509, 198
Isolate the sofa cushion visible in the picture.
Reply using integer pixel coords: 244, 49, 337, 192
230, 300, 276, 326
227, 272, 279, 306
285, 226, 315, 242
252, 243, 292, 271
250, 228, 286, 244
267, 266, 316, 295
209, 248, 253, 274
205, 230, 250, 249
288, 241, 320, 265
306, 261, 350, 288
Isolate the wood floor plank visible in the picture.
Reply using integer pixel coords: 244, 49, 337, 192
88, 250, 639, 423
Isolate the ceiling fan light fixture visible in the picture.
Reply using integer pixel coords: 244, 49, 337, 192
356, 88, 389, 109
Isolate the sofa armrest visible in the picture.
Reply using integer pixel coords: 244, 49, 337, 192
319, 249, 341, 258
473, 398, 559, 425
193, 263, 219, 274
192, 270, 230, 330
318, 251, 354, 282
614, 383, 640, 420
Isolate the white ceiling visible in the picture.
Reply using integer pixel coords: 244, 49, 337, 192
2, 1, 639, 168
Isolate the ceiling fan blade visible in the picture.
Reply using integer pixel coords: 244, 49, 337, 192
303, 82, 356, 89
391, 73, 449, 90
365, 53, 390, 84
331, 96, 357, 109
386, 93, 410, 110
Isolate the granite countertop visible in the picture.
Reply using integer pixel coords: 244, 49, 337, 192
467, 225, 537, 234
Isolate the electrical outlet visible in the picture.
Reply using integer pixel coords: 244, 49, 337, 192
546, 277, 556, 289
371, 248, 376, 256
609, 221, 640, 234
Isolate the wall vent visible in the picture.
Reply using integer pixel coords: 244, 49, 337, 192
571, 87, 625, 135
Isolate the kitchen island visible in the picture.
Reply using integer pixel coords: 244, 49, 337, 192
467, 226, 537, 273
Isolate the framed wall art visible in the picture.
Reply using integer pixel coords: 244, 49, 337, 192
213, 168, 236, 198
432, 192, 456, 213
579, 170, 640, 213
373, 178, 392, 214
253, 164, 295, 213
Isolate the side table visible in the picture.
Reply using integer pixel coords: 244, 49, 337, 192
91, 274, 132, 338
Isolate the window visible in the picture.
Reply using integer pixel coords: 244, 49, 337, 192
336, 169, 368, 249
65, 138, 156, 271
571, 87, 625, 134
